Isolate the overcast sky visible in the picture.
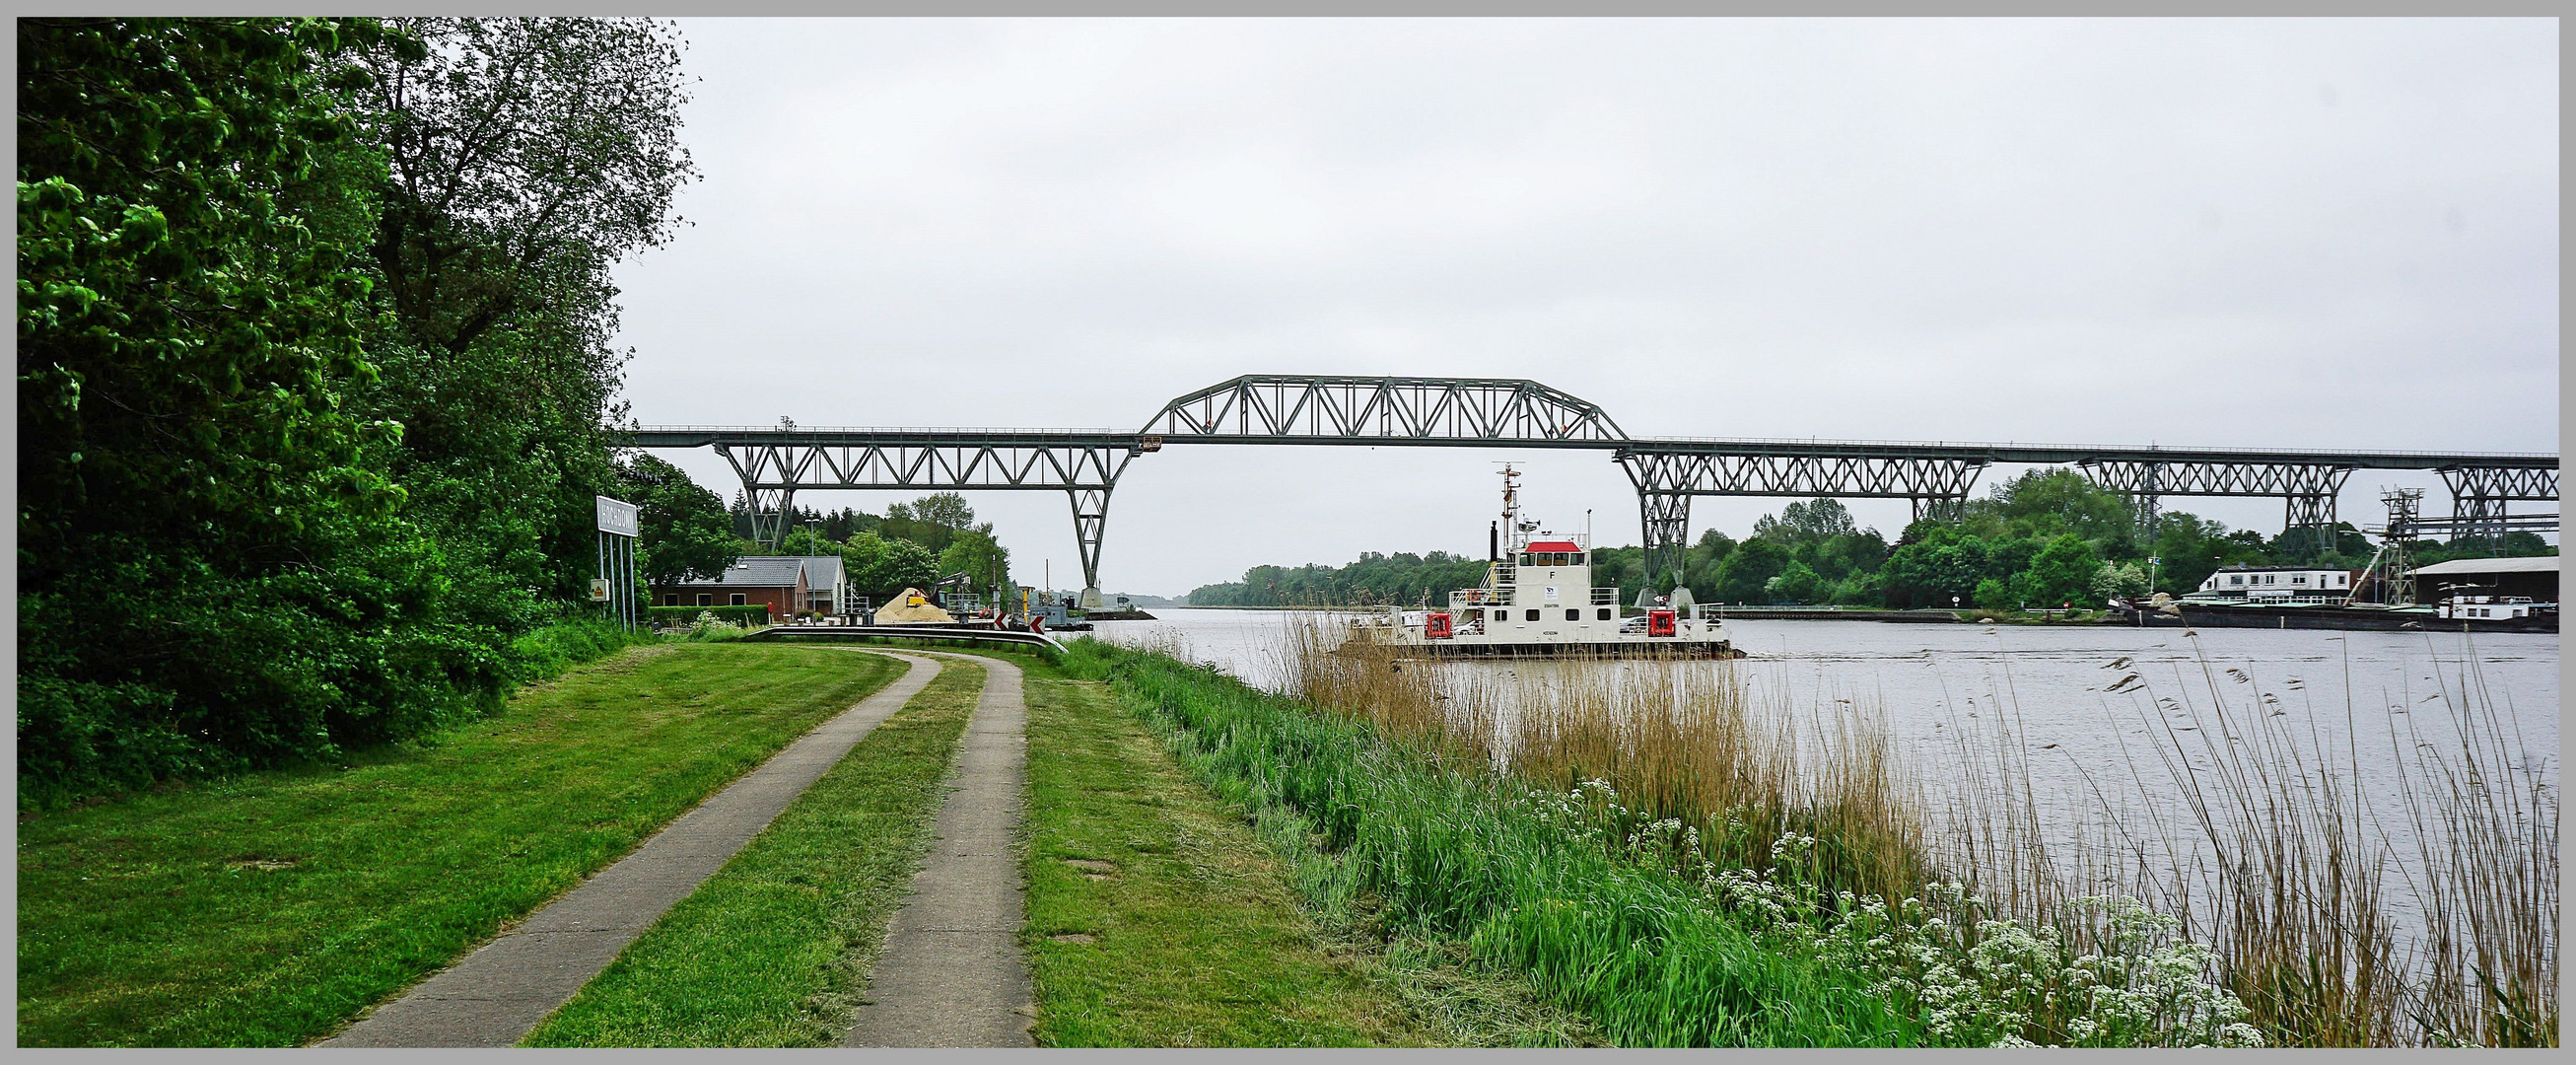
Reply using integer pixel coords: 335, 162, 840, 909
611, 18, 2558, 597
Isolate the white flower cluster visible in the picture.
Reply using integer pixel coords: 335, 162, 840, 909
1707, 854, 2263, 1047
1513, 783, 2263, 1048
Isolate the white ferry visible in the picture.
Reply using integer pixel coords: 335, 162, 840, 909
1342, 467, 1735, 659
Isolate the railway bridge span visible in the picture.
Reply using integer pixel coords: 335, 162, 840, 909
632, 375, 2558, 604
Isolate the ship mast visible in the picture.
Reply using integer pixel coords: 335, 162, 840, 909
1497, 464, 1539, 551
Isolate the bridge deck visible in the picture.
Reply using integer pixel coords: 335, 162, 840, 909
635, 425, 2554, 469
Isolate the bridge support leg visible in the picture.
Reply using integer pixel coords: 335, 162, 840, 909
2132, 462, 2163, 539
1637, 491, 1691, 606
1910, 495, 1965, 525
2440, 468, 2509, 545
718, 443, 809, 551
1069, 488, 1111, 608
747, 487, 796, 551
2283, 493, 2338, 557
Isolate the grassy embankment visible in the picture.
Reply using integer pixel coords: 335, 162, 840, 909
522, 658, 988, 1045
1017, 649, 1591, 1046
17, 643, 903, 1047
1070, 638, 1918, 1047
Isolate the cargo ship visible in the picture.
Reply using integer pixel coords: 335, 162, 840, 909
1341, 467, 1736, 659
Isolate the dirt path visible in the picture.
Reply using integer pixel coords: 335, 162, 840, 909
320, 652, 945, 1048
841, 651, 1035, 1047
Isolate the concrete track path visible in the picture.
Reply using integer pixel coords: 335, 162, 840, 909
321, 651, 944, 1048
842, 651, 1036, 1048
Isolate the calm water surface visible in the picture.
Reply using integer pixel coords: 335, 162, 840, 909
1099, 607, 2558, 924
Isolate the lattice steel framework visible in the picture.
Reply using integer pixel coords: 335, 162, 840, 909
2436, 465, 2560, 544
1634, 492, 1693, 601
631, 428, 1156, 599
2079, 459, 2357, 548
1616, 448, 1988, 588
636, 380, 2555, 605
1144, 375, 1629, 446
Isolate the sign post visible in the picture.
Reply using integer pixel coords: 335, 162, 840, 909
596, 495, 641, 632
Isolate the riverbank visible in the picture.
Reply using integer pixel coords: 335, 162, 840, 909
1077, 620, 2555, 1047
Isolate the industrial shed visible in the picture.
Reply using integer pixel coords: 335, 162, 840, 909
2408, 555, 2560, 604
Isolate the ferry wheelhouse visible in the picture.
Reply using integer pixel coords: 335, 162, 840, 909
1343, 468, 1734, 659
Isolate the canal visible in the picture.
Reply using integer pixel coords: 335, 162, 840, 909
1095, 607, 2558, 940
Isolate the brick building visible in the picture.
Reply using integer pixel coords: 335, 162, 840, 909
657, 556, 808, 617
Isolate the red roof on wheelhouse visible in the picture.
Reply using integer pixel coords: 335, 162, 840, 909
1524, 540, 1582, 552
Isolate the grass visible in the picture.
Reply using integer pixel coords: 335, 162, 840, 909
16, 642, 905, 1048
520, 657, 987, 1046
1065, 638, 1915, 1047
1019, 666, 1430, 1046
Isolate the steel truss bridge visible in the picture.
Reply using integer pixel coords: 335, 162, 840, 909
632, 375, 2559, 604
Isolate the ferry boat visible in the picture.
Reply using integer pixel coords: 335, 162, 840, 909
1341, 467, 1736, 659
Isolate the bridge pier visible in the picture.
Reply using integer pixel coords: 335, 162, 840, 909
1635, 491, 1691, 604
1909, 494, 1968, 525
747, 488, 798, 550
1068, 488, 1112, 607
2437, 465, 2558, 544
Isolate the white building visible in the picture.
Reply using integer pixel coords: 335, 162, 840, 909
2185, 564, 2358, 604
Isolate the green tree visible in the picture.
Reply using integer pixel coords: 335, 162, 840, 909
347, 17, 696, 627
17, 17, 502, 803
1756, 498, 1858, 542
1973, 577, 2014, 610
1881, 527, 1990, 608
1766, 561, 1824, 604
843, 532, 940, 598
1681, 529, 1737, 602
2090, 560, 2149, 603
617, 455, 737, 586
881, 492, 980, 554
2018, 533, 2102, 609
938, 528, 1012, 598
1975, 468, 2135, 548
1714, 538, 1791, 604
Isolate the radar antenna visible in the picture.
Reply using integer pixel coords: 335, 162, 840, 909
1497, 464, 1539, 550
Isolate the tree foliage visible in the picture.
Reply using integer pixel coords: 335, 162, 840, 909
17, 17, 698, 807
618, 454, 737, 586
1189, 550, 1491, 607
345, 17, 697, 629
17, 18, 495, 802
842, 532, 941, 598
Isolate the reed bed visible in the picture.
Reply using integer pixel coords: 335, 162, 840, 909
1270, 613, 2556, 1047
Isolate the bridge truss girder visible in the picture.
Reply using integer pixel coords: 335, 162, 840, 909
1616, 450, 1989, 597
1144, 374, 1629, 446
703, 433, 1151, 599
2436, 465, 2561, 543
2078, 460, 2356, 546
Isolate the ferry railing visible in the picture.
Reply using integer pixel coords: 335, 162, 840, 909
1591, 587, 1620, 605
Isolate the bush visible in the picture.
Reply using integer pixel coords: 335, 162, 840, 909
645, 604, 769, 627
508, 618, 653, 683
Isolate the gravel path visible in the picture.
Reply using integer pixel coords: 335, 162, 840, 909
319, 652, 944, 1048
841, 651, 1035, 1047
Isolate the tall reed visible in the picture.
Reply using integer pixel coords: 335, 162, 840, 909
1286, 616, 1928, 913
1276, 613, 2557, 1047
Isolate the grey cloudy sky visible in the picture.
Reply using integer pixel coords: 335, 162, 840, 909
611, 17, 2557, 597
